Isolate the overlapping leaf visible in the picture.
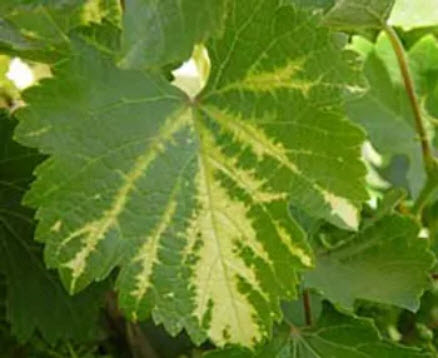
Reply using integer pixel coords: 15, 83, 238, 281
305, 214, 435, 311
323, 0, 395, 29
14, 0, 368, 348
0, 111, 106, 343
119, 0, 228, 69
205, 303, 430, 357
0, 0, 121, 62
347, 47, 424, 196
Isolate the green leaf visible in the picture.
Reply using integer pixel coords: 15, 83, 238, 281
425, 200, 438, 253
347, 38, 428, 197
323, 0, 396, 29
389, 0, 438, 30
0, 18, 34, 52
205, 303, 430, 357
347, 33, 438, 197
0, 0, 121, 62
305, 214, 435, 311
0, 111, 106, 343
369, 187, 406, 221
281, 0, 335, 11
408, 36, 438, 133
409, 35, 438, 96
14, 1, 368, 347
409, 36, 438, 161
119, 0, 229, 69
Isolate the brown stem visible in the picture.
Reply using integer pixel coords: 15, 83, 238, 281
302, 289, 313, 326
105, 292, 158, 358
126, 322, 159, 358
384, 25, 435, 173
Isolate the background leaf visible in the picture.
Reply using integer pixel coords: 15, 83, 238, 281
305, 214, 435, 311
0, 110, 106, 343
206, 303, 430, 357
389, 0, 438, 30
347, 33, 438, 197
323, 0, 395, 29
0, 0, 122, 62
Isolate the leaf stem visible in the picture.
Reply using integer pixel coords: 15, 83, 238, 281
126, 322, 159, 358
383, 25, 435, 173
303, 289, 313, 326
384, 24, 438, 215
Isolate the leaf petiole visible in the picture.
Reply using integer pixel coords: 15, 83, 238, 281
384, 24, 438, 214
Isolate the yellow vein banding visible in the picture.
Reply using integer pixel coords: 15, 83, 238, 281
205, 141, 312, 269
60, 107, 191, 293
206, 144, 287, 205
203, 106, 359, 230
203, 106, 300, 172
211, 59, 320, 96
129, 198, 178, 320
187, 121, 265, 346
276, 225, 312, 267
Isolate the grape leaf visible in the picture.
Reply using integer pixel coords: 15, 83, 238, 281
347, 34, 437, 197
305, 214, 435, 311
323, 0, 395, 29
409, 35, 438, 127
408, 35, 438, 95
205, 303, 430, 357
281, 0, 334, 11
347, 51, 425, 197
425, 200, 438, 254
0, 111, 106, 343
409, 35, 438, 158
389, 0, 438, 30
0, 19, 34, 54
14, 1, 368, 347
119, 0, 229, 69
0, 0, 121, 62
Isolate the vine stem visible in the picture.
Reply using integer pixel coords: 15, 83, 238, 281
384, 24, 438, 214
384, 25, 434, 171
303, 289, 313, 326
105, 292, 158, 358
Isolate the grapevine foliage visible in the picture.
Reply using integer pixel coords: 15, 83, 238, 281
0, 0, 438, 357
